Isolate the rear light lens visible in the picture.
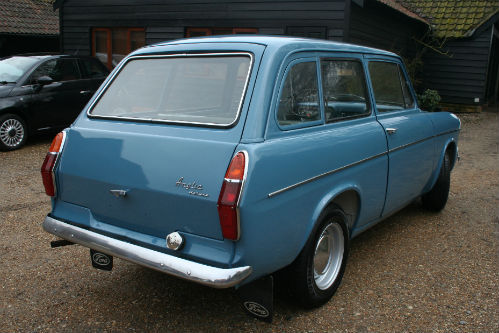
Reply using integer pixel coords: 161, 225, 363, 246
41, 131, 66, 196
217, 151, 247, 240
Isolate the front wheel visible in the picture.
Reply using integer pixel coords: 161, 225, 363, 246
0, 114, 28, 151
287, 206, 349, 308
422, 152, 450, 211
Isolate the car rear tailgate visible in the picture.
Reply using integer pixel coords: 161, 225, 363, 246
56, 122, 239, 240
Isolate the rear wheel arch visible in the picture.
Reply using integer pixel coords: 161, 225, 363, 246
299, 187, 361, 255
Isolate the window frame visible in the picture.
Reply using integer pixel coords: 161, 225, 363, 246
86, 52, 255, 128
320, 57, 372, 123
91, 27, 146, 70
275, 57, 324, 131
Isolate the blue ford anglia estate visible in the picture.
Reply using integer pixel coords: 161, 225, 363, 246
41, 36, 460, 321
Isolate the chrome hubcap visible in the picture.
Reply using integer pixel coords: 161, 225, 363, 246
313, 222, 344, 290
0, 118, 24, 147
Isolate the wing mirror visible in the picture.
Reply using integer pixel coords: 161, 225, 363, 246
36, 76, 53, 85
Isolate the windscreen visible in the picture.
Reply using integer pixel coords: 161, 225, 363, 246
0, 56, 39, 83
89, 54, 252, 126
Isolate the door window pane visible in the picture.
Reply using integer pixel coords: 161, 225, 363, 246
112, 28, 128, 67
30, 59, 80, 82
130, 30, 146, 51
321, 60, 369, 121
277, 61, 321, 126
399, 66, 415, 108
368, 62, 405, 112
185, 27, 258, 37
92, 28, 146, 70
80, 58, 109, 79
94, 30, 109, 67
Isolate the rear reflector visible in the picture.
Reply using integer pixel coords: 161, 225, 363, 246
41, 131, 66, 196
217, 151, 247, 240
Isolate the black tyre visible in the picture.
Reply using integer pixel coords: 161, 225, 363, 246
422, 152, 450, 211
287, 206, 349, 308
0, 114, 28, 151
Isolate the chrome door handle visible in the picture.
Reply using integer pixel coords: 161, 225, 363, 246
386, 128, 397, 135
80, 90, 92, 94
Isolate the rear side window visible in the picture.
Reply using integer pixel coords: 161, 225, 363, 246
89, 54, 252, 126
368, 61, 414, 112
321, 59, 370, 121
80, 58, 109, 79
277, 61, 321, 127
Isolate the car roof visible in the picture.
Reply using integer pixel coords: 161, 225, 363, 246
146, 35, 397, 57
7, 53, 97, 60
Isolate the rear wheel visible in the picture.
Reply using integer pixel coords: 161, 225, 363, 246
0, 114, 27, 151
287, 206, 349, 308
422, 152, 450, 211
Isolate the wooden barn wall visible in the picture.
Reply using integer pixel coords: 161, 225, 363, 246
60, 0, 347, 55
421, 28, 492, 105
349, 2, 426, 57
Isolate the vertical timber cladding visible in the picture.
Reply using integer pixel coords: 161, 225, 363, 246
422, 28, 493, 105
60, 0, 348, 56
349, 1, 427, 57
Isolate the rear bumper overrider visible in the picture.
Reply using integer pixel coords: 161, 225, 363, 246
43, 215, 252, 288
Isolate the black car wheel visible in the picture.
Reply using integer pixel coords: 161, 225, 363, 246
287, 205, 349, 308
0, 114, 28, 151
422, 151, 451, 211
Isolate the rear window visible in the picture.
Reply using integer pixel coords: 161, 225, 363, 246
89, 54, 252, 126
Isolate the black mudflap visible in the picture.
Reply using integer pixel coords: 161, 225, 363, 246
237, 275, 274, 322
90, 249, 113, 271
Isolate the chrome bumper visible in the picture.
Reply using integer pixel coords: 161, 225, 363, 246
43, 216, 252, 288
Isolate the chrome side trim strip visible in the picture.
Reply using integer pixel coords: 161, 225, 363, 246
388, 136, 429, 154
388, 129, 460, 154
43, 216, 252, 288
267, 129, 459, 198
268, 151, 387, 198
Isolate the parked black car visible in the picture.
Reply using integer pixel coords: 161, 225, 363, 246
0, 54, 109, 151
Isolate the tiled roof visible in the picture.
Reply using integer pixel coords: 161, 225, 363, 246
0, 0, 59, 35
390, 0, 499, 38
376, 0, 430, 25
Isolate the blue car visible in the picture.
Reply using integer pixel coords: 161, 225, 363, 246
41, 36, 460, 321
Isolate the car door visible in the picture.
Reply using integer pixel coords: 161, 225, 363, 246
366, 56, 435, 216
27, 58, 89, 129
261, 53, 388, 235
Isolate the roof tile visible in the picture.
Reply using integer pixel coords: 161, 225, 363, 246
394, 0, 499, 38
0, 0, 58, 35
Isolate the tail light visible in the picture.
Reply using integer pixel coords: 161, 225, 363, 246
217, 151, 248, 240
41, 131, 66, 196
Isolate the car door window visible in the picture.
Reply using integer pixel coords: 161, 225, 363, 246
30, 59, 81, 83
277, 61, 321, 127
368, 61, 406, 112
321, 59, 370, 121
399, 66, 415, 109
80, 58, 109, 79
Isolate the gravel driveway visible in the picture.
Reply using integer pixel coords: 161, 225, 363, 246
1, 112, 498, 332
